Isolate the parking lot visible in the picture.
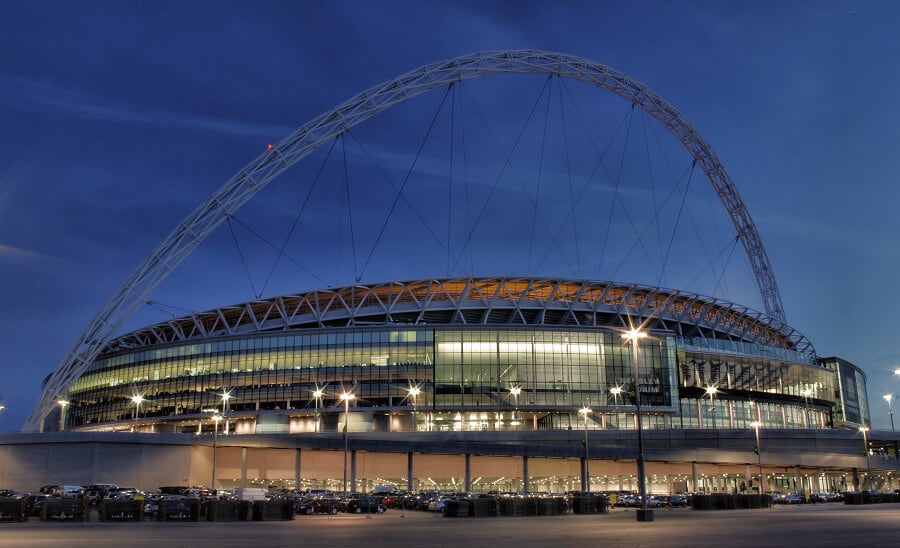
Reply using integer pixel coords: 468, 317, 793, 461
0, 503, 898, 547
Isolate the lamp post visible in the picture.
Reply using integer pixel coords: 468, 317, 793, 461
509, 386, 522, 428
408, 386, 421, 433
211, 412, 222, 492
340, 391, 356, 495
220, 389, 232, 434
312, 387, 324, 433
705, 386, 718, 429
859, 426, 871, 491
130, 394, 144, 433
884, 394, 895, 432
609, 386, 622, 429
750, 421, 765, 502
579, 405, 592, 492
57, 399, 69, 431
622, 327, 652, 522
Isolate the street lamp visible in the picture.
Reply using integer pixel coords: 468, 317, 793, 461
622, 327, 652, 522
579, 405, 592, 492
609, 386, 623, 429
859, 426, 871, 491
750, 421, 765, 502
312, 387, 324, 433
130, 394, 145, 433
705, 386, 718, 428
509, 386, 522, 428
340, 391, 356, 495
408, 385, 421, 433
57, 399, 69, 431
211, 412, 222, 493
884, 394, 895, 432
220, 389, 232, 434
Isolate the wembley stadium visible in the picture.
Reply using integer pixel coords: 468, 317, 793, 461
2, 51, 897, 498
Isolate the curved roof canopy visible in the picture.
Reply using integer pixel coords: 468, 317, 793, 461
102, 277, 814, 359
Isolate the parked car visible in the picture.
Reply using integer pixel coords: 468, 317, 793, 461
783, 493, 805, 504
296, 498, 342, 515
346, 498, 386, 514
23, 494, 49, 517
669, 495, 689, 508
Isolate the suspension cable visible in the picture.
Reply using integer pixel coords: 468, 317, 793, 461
455, 79, 576, 274
228, 215, 328, 286
357, 83, 455, 282
260, 137, 338, 296
528, 76, 554, 275
226, 216, 259, 299
342, 133, 360, 282
658, 160, 697, 285
557, 75, 581, 277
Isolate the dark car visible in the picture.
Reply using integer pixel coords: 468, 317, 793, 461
296, 498, 341, 515
23, 495, 48, 516
346, 499, 385, 514
669, 495, 689, 508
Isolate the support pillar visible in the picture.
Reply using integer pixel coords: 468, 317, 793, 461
465, 453, 472, 493
795, 465, 803, 496
407, 452, 414, 493
241, 447, 248, 490
294, 449, 301, 492
744, 465, 752, 493
523, 456, 529, 494
852, 467, 860, 492
580, 457, 588, 492
351, 450, 357, 493
692, 462, 699, 493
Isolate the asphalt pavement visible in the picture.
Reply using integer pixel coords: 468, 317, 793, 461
0, 503, 897, 547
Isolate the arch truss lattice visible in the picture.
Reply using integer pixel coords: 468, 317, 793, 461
26, 50, 786, 432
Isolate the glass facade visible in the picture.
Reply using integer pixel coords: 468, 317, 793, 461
63, 325, 843, 434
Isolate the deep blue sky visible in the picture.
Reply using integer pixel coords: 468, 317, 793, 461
2, 1, 900, 431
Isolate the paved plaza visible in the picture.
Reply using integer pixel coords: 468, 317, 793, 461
0, 504, 898, 547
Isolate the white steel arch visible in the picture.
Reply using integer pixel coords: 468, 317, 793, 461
26, 50, 786, 431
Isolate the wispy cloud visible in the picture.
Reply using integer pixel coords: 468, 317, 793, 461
0, 75, 295, 139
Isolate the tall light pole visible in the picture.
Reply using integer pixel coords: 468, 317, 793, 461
312, 387, 324, 433
609, 386, 622, 429
509, 386, 522, 428
408, 386, 421, 433
340, 391, 356, 495
220, 389, 232, 434
623, 327, 652, 522
859, 426, 871, 491
883, 394, 895, 432
57, 399, 69, 431
705, 386, 718, 429
750, 421, 765, 502
130, 394, 144, 433
211, 412, 222, 492
579, 405, 592, 492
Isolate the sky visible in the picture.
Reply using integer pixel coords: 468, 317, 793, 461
2, 0, 900, 431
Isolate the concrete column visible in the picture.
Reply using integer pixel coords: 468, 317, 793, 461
465, 453, 472, 493
692, 462, 699, 492
523, 456, 530, 494
351, 450, 357, 493
852, 468, 860, 491
241, 447, 248, 489
580, 457, 587, 492
294, 449, 301, 492
407, 452, 414, 493
795, 466, 803, 495
744, 465, 752, 493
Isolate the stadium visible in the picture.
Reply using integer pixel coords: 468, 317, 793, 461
2, 51, 897, 498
